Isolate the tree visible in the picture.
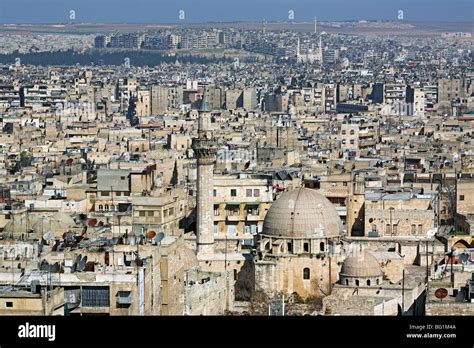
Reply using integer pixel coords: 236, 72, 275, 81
170, 160, 179, 187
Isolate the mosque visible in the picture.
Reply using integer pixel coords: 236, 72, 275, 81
253, 187, 345, 298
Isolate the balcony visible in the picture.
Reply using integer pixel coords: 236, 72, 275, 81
246, 214, 261, 222
226, 214, 243, 222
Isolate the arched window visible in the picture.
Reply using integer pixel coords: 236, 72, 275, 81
287, 242, 293, 253
303, 268, 310, 280
104, 204, 109, 211
320, 242, 325, 252
98, 204, 103, 211
367, 279, 371, 286
355, 279, 359, 286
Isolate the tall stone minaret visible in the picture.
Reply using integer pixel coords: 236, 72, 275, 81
314, 17, 317, 34
192, 94, 217, 258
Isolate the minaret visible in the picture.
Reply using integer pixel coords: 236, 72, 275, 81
192, 94, 217, 258
319, 35, 323, 63
296, 37, 300, 61
314, 17, 317, 34
262, 18, 266, 34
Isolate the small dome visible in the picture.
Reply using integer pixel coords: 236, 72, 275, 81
340, 252, 382, 278
262, 187, 343, 238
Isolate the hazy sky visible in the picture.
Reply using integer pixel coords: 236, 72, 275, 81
0, 0, 472, 23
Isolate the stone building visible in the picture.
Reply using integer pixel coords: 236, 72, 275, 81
255, 187, 344, 299
364, 191, 438, 237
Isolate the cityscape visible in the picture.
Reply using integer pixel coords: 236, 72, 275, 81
0, 2, 473, 332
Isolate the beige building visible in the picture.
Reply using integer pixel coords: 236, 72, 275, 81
364, 191, 437, 237
213, 173, 273, 241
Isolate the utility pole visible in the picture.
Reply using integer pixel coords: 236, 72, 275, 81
401, 268, 405, 315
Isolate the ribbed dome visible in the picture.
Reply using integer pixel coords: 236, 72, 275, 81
262, 188, 343, 238
340, 252, 382, 278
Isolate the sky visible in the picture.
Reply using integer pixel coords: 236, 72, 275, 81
0, 0, 472, 24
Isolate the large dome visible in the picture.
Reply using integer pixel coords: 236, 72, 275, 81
262, 187, 343, 238
340, 252, 382, 278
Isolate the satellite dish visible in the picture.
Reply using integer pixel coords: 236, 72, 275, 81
52, 262, 60, 273
78, 256, 87, 272
434, 288, 448, 300
42, 231, 54, 241
156, 232, 165, 243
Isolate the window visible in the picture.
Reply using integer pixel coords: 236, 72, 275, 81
104, 204, 109, 211
82, 287, 110, 307
460, 195, 465, 201
367, 279, 371, 286
213, 224, 218, 236
100, 191, 108, 196
214, 205, 220, 216
303, 243, 309, 252
147, 211, 154, 217
303, 268, 310, 280
253, 189, 260, 197
287, 242, 293, 253
320, 242, 325, 252
350, 130, 355, 135
5, 302, 13, 308
343, 182, 348, 187
386, 224, 391, 235
418, 224, 423, 234
355, 279, 359, 286
116, 192, 122, 196
234, 269, 238, 281
345, 279, 349, 285
139, 211, 146, 217
376, 279, 379, 285
342, 130, 346, 135
350, 139, 355, 145
213, 189, 217, 197
246, 189, 252, 197
123, 192, 130, 196
98, 204, 103, 211
393, 224, 398, 235
411, 224, 416, 234
230, 189, 237, 197
168, 208, 174, 216
227, 225, 237, 236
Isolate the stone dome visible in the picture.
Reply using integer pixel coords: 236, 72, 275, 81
262, 187, 343, 238
340, 252, 382, 278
